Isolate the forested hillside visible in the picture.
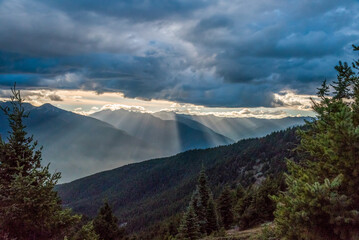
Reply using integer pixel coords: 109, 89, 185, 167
57, 126, 300, 235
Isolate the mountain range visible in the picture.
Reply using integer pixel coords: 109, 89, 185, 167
0, 102, 161, 182
91, 109, 233, 154
153, 111, 308, 140
0, 102, 307, 182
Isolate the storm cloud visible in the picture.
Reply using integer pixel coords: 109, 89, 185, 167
0, 0, 358, 107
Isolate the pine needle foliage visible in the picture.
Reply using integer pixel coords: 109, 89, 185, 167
93, 201, 125, 240
217, 186, 234, 230
71, 221, 99, 240
177, 205, 201, 240
0, 85, 80, 239
273, 45, 359, 240
178, 168, 219, 239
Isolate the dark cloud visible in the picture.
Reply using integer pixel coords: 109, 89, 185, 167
48, 94, 63, 101
0, 0, 358, 107
42, 0, 209, 22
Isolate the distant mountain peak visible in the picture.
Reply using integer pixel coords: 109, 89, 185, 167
0, 101, 36, 111
0, 102, 163, 182
38, 103, 60, 109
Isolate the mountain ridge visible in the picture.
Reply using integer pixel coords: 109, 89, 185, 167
0, 102, 162, 182
91, 109, 234, 153
0, 102, 307, 183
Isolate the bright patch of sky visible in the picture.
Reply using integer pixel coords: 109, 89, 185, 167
0, 89, 316, 119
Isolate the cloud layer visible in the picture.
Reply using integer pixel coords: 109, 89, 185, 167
0, 0, 358, 107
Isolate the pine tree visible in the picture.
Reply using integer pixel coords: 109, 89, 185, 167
177, 205, 201, 240
71, 221, 99, 240
217, 186, 233, 230
189, 189, 206, 234
179, 168, 218, 238
236, 176, 284, 229
168, 219, 179, 238
93, 201, 125, 240
206, 195, 219, 234
332, 61, 354, 99
234, 189, 251, 225
235, 184, 245, 200
0, 86, 79, 239
273, 45, 359, 239
191, 167, 211, 234
197, 168, 210, 207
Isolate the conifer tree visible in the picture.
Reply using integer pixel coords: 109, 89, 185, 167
236, 176, 283, 229
177, 205, 201, 240
273, 45, 359, 239
191, 167, 211, 234
179, 168, 218, 238
197, 168, 210, 207
217, 186, 233, 230
71, 221, 99, 240
206, 195, 219, 234
93, 201, 125, 240
168, 219, 179, 238
234, 189, 250, 224
235, 184, 245, 200
189, 189, 206, 234
0, 86, 79, 239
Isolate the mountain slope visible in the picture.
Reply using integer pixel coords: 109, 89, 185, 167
91, 109, 234, 153
154, 111, 308, 141
57, 127, 300, 233
0, 103, 162, 182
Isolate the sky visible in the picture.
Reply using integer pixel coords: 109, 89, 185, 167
0, 0, 358, 118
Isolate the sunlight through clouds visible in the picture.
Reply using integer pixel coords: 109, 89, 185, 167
0, 89, 316, 118
273, 90, 319, 110
0, 0, 357, 108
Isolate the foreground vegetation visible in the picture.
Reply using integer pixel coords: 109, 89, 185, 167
271, 45, 359, 239
0, 87, 125, 239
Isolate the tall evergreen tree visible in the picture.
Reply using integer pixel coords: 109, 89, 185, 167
206, 195, 219, 234
0, 86, 79, 239
71, 221, 99, 240
217, 186, 233, 230
179, 168, 218, 238
93, 201, 125, 240
191, 167, 211, 234
177, 205, 201, 240
236, 176, 284, 229
168, 219, 179, 238
273, 45, 359, 239
197, 168, 210, 207
235, 184, 245, 200
189, 189, 206, 234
